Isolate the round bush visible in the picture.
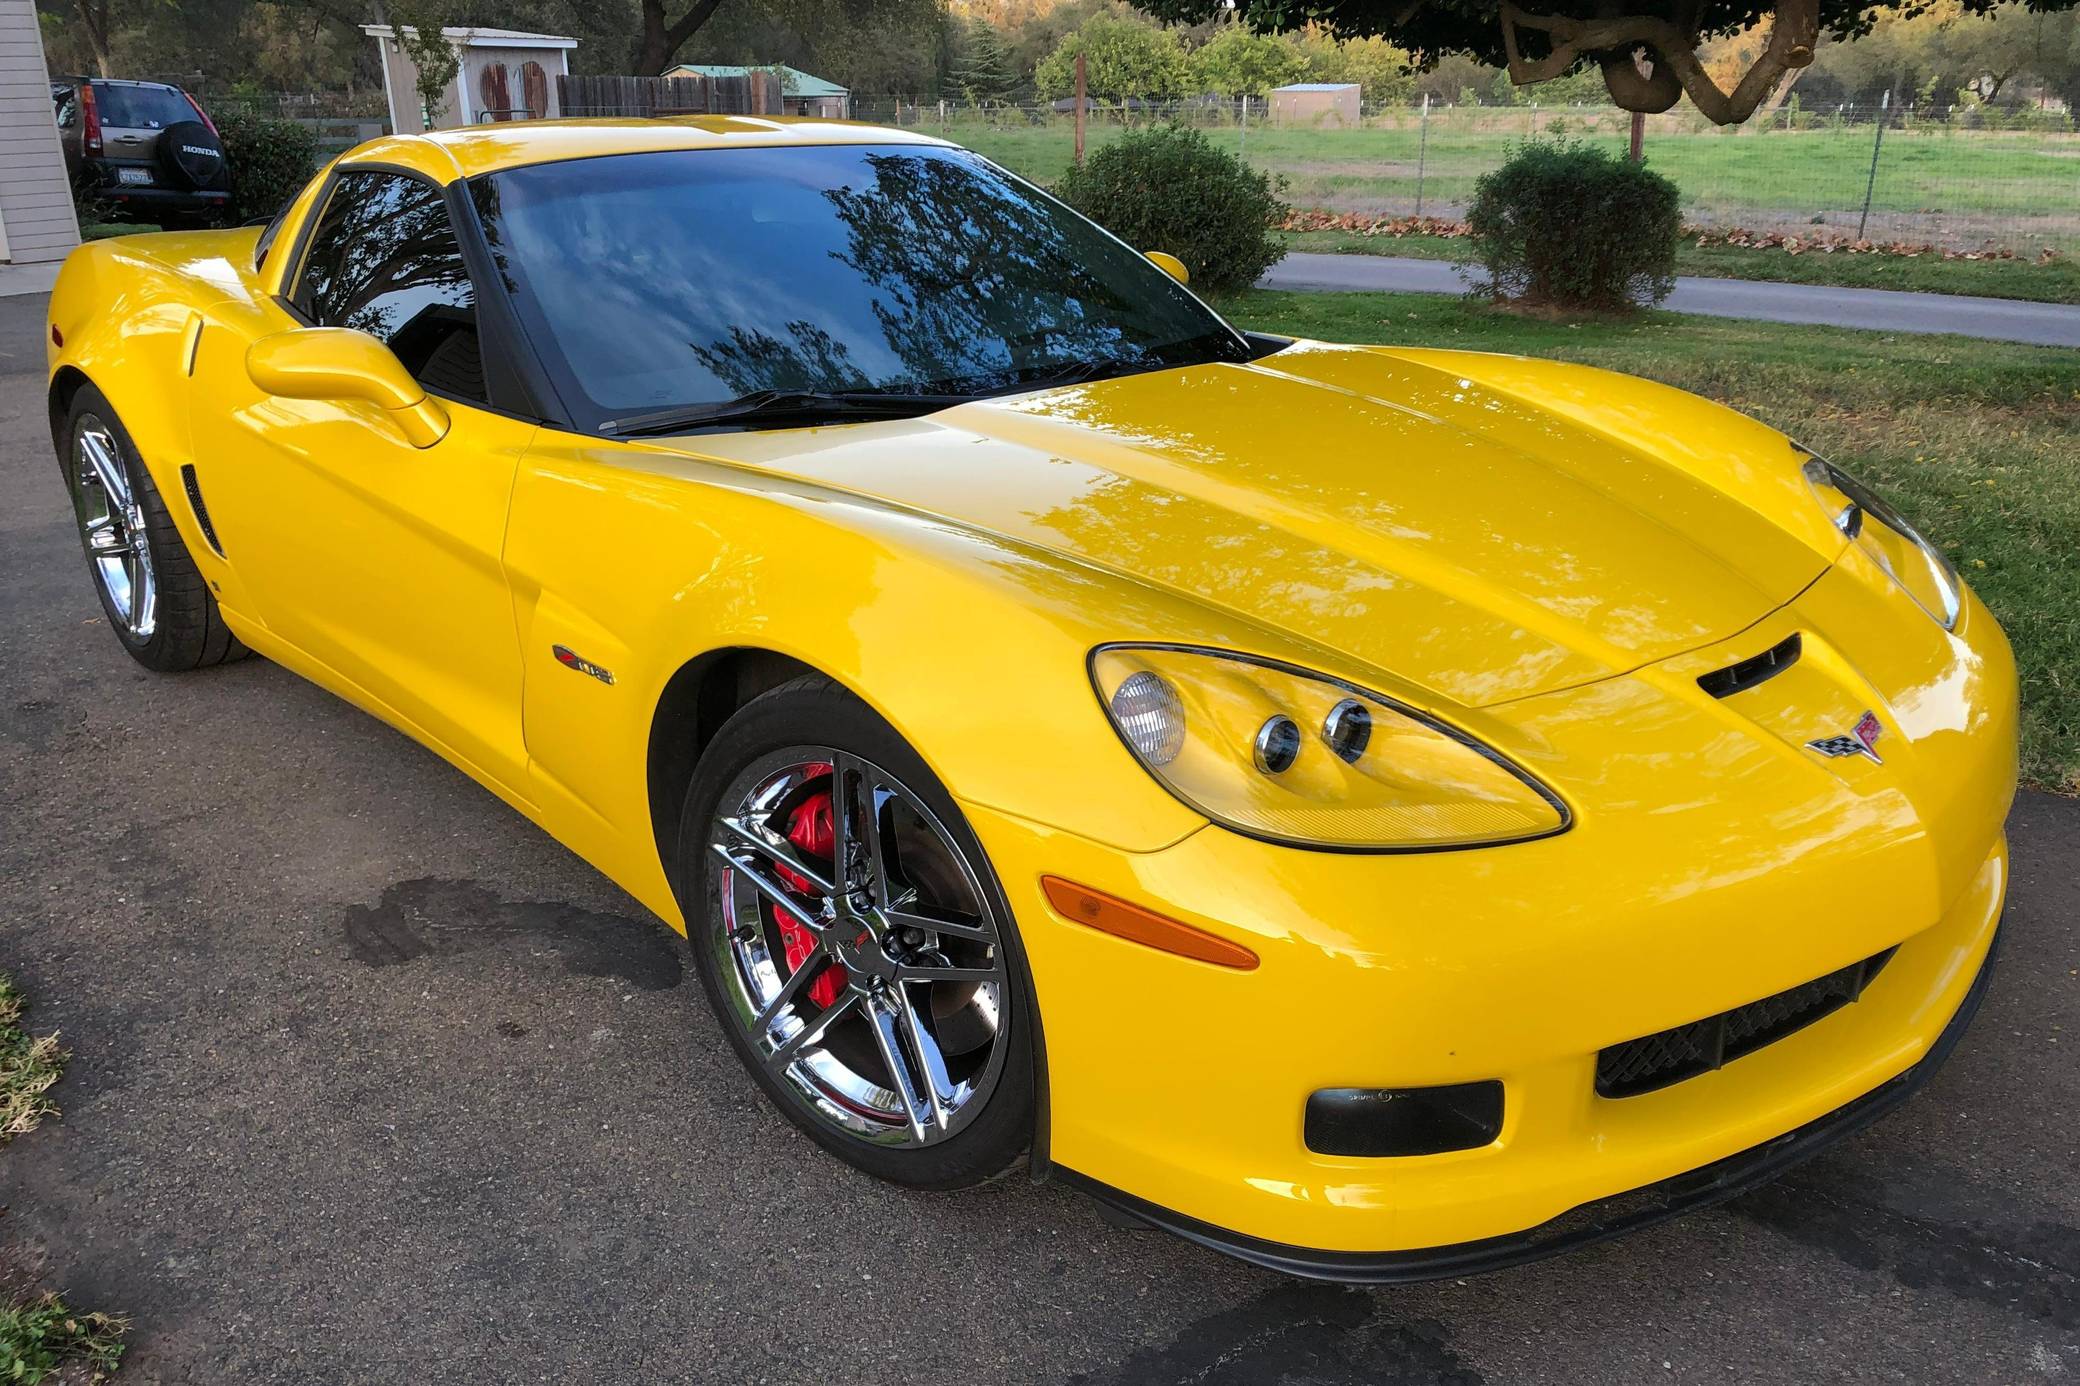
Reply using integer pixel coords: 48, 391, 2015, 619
215, 108, 320, 226
1466, 140, 1681, 312
1053, 124, 1288, 292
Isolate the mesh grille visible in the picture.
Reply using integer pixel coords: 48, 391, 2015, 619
1597, 947, 1897, 1099
180, 463, 224, 557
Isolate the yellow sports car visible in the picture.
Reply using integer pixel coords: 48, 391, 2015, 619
45, 118, 2014, 1280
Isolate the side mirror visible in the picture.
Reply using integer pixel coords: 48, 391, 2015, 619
1144, 250, 1189, 287
245, 327, 449, 448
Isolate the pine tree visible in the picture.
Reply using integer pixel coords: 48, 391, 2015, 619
952, 17, 1017, 107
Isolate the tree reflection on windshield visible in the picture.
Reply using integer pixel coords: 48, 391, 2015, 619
823, 151, 1135, 390
470, 143, 1245, 427
692, 321, 870, 398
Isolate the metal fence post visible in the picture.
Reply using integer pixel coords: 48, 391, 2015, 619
1240, 91, 1248, 159
1857, 90, 1889, 242
1415, 92, 1430, 219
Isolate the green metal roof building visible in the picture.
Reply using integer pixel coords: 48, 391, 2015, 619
664, 64, 850, 118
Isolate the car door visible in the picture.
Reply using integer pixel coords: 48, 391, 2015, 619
190, 167, 535, 790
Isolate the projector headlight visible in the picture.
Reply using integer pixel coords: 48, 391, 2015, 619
1803, 456, 1962, 630
1091, 645, 1568, 851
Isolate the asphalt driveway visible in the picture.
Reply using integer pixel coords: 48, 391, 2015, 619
1259, 252, 2080, 349
2, 292, 2076, 1384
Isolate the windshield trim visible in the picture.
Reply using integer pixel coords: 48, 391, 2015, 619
466, 143, 1252, 438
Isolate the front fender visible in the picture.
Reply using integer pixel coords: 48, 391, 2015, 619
502, 435, 1241, 925
46, 238, 214, 491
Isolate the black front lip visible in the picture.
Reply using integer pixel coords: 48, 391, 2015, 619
1056, 921, 2001, 1284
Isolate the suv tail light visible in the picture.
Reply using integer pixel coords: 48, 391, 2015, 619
79, 82, 102, 156
183, 90, 217, 135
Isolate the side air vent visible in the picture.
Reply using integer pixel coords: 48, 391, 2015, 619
1697, 632, 1801, 700
180, 463, 226, 557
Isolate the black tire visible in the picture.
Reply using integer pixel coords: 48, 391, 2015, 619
676, 675, 1035, 1189
61, 385, 250, 672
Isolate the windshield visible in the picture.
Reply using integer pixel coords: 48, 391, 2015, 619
469, 144, 1250, 430
94, 82, 197, 130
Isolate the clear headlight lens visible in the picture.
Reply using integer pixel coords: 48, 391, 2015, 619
1091, 645, 1568, 851
1803, 457, 1961, 630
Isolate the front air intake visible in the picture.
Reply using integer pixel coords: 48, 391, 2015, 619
1597, 946, 1897, 1098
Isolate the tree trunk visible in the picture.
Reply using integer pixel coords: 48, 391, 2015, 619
77, 0, 114, 77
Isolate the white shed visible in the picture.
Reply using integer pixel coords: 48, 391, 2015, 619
0, 0, 80, 295
1269, 82, 1362, 127
361, 26, 579, 134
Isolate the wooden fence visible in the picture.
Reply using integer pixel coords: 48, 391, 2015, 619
555, 73, 783, 119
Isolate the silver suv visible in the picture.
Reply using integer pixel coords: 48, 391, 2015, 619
53, 77, 230, 227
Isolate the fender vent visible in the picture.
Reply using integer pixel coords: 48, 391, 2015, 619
1697, 633, 1801, 699
180, 463, 225, 557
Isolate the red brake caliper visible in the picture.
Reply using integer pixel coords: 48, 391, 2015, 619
771, 766, 847, 1007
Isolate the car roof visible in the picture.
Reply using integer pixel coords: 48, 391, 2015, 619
348, 117, 955, 182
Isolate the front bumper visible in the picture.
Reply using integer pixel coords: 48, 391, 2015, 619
962, 558, 2016, 1264
1055, 914, 2000, 1283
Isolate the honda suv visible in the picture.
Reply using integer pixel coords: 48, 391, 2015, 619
53, 77, 230, 226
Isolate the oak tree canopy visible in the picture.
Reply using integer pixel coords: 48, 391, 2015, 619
1135, 0, 2080, 123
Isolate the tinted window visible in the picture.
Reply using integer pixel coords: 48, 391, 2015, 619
93, 82, 197, 130
54, 88, 76, 128
471, 144, 1247, 424
295, 171, 485, 404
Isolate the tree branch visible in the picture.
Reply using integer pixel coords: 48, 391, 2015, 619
662, 0, 727, 52
1499, 0, 1819, 124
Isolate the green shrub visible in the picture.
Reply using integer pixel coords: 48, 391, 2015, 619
1053, 123, 1288, 292
215, 107, 319, 226
1465, 139, 1680, 312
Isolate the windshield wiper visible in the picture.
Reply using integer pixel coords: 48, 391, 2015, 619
602, 388, 971, 437
1011, 356, 1149, 393
1012, 335, 1253, 396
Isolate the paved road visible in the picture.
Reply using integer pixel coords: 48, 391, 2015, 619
1260, 251, 2080, 349
2, 291, 2077, 1383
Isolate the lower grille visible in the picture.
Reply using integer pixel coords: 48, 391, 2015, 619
1597, 947, 1898, 1098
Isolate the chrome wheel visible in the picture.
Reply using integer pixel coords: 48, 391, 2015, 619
708, 748, 1011, 1148
68, 415, 156, 641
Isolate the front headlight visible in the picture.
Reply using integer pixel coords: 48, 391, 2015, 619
1090, 645, 1568, 851
1803, 456, 1961, 630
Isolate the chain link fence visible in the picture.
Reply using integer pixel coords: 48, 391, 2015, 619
855, 97, 2080, 255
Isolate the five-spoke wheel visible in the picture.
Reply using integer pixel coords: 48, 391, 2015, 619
682, 678, 1033, 1186
57, 385, 248, 672
68, 413, 158, 642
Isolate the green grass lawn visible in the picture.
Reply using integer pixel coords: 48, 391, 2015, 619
1212, 289, 2080, 792
946, 112, 2080, 254
1279, 229, 2080, 305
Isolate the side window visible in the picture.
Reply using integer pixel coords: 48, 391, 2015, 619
54, 89, 76, 128
293, 170, 486, 405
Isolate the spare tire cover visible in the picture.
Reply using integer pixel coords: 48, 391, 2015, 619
158, 120, 224, 191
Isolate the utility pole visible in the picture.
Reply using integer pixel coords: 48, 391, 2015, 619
1073, 52, 1086, 166
1857, 89, 1889, 242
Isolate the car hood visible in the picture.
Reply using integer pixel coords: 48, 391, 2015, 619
672, 341, 1841, 708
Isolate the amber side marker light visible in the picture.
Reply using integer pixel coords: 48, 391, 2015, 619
1040, 877, 1259, 971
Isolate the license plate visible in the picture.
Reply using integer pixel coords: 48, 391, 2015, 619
116, 167, 152, 186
